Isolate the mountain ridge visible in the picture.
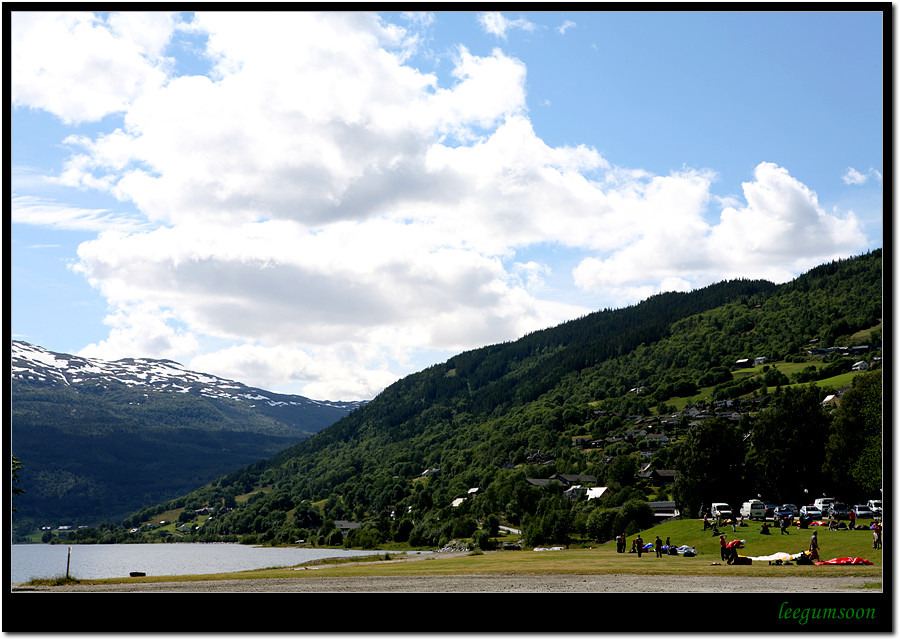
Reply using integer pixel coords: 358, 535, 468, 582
12, 340, 364, 414
10, 342, 364, 527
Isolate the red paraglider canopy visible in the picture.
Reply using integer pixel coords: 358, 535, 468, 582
812, 557, 873, 565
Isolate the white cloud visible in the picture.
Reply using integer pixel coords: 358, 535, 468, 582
77, 303, 200, 362
478, 12, 537, 40
843, 166, 882, 185
12, 195, 148, 232
73, 219, 588, 350
11, 11, 178, 123
574, 161, 869, 299
188, 343, 402, 402
13, 12, 878, 400
557, 20, 577, 35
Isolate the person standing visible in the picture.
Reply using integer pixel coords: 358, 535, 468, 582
635, 534, 644, 558
655, 536, 663, 558
780, 515, 790, 535
719, 534, 727, 562
873, 522, 882, 549
809, 530, 820, 561
703, 514, 710, 531
848, 508, 856, 530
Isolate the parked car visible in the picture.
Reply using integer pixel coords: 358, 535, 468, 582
814, 497, 836, 512
782, 504, 799, 517
740, 500, 767, 520
800, 505, 822, 518
853, 504, 874, 519
867, 499, 882, 517
828, 503, 850, 520
764, 503, 778, 519
774, 505, 794, 520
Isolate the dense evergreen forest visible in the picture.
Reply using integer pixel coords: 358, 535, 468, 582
25, 250, 883, 548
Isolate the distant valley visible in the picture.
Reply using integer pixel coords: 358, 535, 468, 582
10, 341, 364, 528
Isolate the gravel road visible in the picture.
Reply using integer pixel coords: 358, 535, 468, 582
14, 573, 880, 593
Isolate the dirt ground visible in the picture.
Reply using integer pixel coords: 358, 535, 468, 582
13, 572, 880, 593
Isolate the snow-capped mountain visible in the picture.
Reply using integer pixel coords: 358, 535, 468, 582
11, 340, 366, 528
11, 340, 365, 417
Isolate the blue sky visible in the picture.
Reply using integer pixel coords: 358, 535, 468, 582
10, 10, 884, 401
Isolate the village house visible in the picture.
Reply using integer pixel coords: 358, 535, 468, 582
624, 429, 647, 441
648, 501, 680, 521
584, 486, 608, 501
649, 469, 678, 485
525, 477, 560, 488
644, 433, 669, 446
552, 473, 598, 486
334, 520, 362, 537
525, 474, 598, 492
822, 394, 840, 408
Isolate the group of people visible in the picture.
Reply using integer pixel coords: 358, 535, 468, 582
617, 532, 678, 558
703, 513, 743, 534
615, 515, 882, 563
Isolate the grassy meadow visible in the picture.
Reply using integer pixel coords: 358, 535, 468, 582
56, 518, 882, 586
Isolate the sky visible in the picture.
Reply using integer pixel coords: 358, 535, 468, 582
9, 10, 884, 402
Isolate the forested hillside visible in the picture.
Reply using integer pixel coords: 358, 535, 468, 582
10, 347, 363, 531
42, 250, 882, 548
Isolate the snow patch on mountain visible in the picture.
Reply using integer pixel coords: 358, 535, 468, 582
11, 340, 366, 413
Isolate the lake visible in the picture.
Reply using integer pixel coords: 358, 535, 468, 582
10, 543, 422, 583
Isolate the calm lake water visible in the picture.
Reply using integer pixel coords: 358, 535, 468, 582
10, 543, 419, 583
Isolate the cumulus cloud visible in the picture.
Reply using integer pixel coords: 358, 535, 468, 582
557, 20, 577, 35
13, 12, 877, 400
78, 302, 200, 362
573, 161, 869, 296
10, 11, 177, 123
188, 343, 402, 402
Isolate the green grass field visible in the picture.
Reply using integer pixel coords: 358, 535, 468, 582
664, 363, 869, 413
55, 518, 882, 586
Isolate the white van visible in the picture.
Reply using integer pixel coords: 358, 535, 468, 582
814, 497, 835, 512
867, 499, 882, 517
740, 500, 766, 520
710, 503, 733, 519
